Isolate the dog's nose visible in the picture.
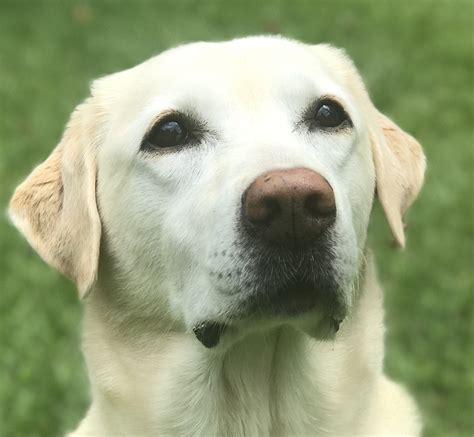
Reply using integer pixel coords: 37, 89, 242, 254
242, 168, 336, 246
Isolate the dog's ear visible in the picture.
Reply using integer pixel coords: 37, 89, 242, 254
311, 43, 426, 248
9, 97, 103, 298
370, 111, 426, 248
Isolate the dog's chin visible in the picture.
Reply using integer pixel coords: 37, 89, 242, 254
192, 280, 346, 348
237, 279, 331, 318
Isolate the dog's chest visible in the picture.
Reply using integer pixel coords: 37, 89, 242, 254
84, 328, 333, 436
140, 332, 333, 436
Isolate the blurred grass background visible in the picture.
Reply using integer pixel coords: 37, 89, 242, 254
0, 0, 472, 436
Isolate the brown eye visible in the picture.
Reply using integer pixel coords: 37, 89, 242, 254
143, 118, 189, 150
314, 100, 350, 129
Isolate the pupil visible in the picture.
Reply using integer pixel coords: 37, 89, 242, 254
315, 102, 345, 128
162, 121, 182, 140
319, 105, 332, 118
141, 116, 191, 152
154, 120, 187, 148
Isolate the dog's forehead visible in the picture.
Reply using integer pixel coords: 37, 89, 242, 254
151, 37, 327, 83
106, 37, 346, 116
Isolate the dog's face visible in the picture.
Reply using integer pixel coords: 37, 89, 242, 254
9, 37, 425, 347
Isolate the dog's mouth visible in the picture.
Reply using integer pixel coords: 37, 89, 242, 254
193, 278, 345, 348
196, 231, 348, 348
240, 279, 326, 317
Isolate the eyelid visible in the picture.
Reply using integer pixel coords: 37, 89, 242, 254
310, 95, 349, 117
301, 95, 353, 129
144, 110, 184, 137
317, 95, 344, 107
140, 110, 209, 154
148, 110, 208, 136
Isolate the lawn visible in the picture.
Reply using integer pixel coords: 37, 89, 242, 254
0, 1, 472, 436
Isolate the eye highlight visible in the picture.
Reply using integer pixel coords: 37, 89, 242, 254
308, 98, 352, 131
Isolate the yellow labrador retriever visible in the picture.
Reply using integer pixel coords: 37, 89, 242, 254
9, 36, 425, 436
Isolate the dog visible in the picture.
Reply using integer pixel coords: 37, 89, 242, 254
9, 36, 425, 436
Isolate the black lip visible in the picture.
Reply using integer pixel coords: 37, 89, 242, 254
272, 280, 322, 315
238, 278, 337, 318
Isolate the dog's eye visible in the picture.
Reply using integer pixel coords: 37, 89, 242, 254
313, 100, 350, 129
143, 117, 189, 150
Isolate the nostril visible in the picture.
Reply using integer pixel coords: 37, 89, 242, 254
247, 196, 281, 225
262, 197, 280, 221
304, 192, 336, 218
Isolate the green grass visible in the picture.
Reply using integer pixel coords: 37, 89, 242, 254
0, 0, 472, 435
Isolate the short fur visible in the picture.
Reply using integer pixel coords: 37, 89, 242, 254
9, 36, 425, 436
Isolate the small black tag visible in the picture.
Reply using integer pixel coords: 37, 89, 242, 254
192, 322, 226, 348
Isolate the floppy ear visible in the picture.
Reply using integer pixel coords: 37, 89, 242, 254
310, 43, 426, 248
9, 97, 103, 298
370, 111, 426, 248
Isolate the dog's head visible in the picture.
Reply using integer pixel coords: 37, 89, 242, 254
9, 37, 425, 347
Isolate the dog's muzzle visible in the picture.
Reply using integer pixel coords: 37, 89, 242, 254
193, 168, 343, 348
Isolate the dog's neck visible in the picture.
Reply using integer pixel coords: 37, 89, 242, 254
79, 258, 383, 436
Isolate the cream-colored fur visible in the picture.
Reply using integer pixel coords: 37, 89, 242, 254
9, 36, 425, 436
